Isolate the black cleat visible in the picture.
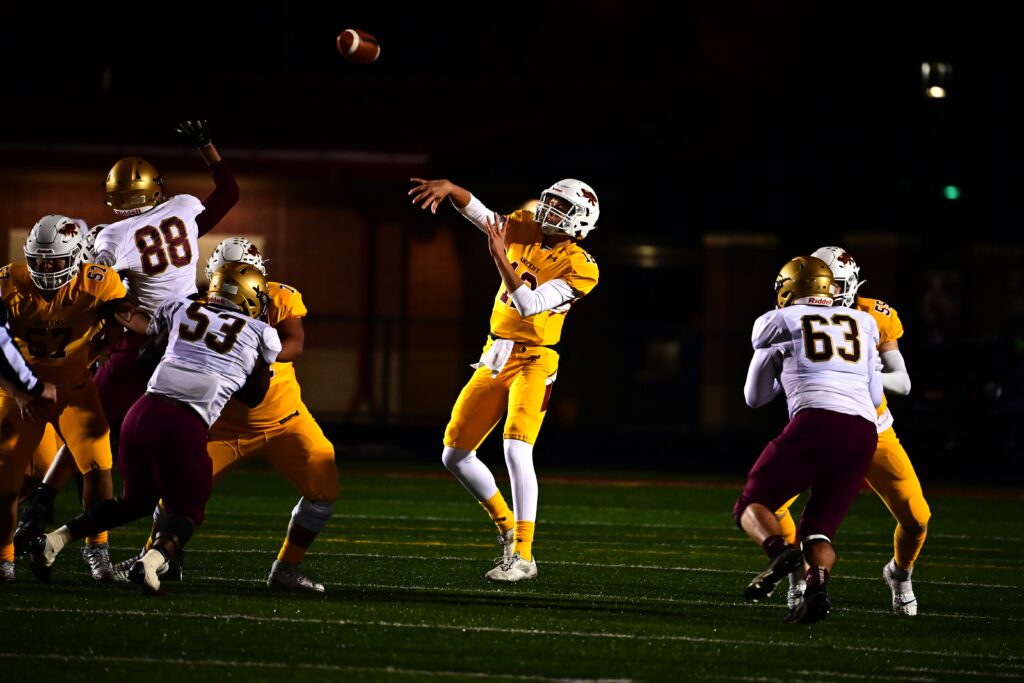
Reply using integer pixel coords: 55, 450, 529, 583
784, 586, 831, 624
114, 548, 183, 583
745, 546, 803, 603
13, 505, 48, 557
26, 535, 54, 582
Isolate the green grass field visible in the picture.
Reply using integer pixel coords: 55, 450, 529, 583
2, 460, 1022, 682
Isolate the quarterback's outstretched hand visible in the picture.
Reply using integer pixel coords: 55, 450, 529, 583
175, 119, 213, 148
409, 178, 456, 214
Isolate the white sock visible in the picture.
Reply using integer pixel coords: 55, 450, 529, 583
48, 526, 72, 556
141, 549, 165, 573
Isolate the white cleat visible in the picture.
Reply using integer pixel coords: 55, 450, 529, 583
267, 560, 325, 594
883, 559, 918, 616
82, 543, 115, 582
485, 552, 537, 583
497, 528, 515, 559
0, 560, 14, 582
787, 568, 806, 612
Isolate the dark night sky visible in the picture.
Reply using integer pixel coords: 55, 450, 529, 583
2, 2, 1021, 241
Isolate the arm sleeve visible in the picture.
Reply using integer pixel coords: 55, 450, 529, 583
880, 348, 911, 395
867, 327, 884, 408
0, 323, 41, 396
92, 249, 117, 268
744, 348, 782, 408
259, 326, 282, 364
196, 160, 240, 236
509, 279, 575, 317
455, 195, 494, 234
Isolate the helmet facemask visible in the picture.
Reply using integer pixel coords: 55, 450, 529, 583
534, 179, 599, 239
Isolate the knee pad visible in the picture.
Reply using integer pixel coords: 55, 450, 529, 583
291, 497, 334, 533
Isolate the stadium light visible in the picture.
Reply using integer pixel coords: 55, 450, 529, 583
942, 184, 961, 200
922, 61, 952, 98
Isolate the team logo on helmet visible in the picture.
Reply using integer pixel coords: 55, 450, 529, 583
580, 188, 598, 206
837, 251, 856, 265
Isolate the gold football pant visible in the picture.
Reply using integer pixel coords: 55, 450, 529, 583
207, 404, 339, 502
1, 379, 112, 550
24, 424, 61, 491
444, 342, 559, 450
775, 426, 930, 569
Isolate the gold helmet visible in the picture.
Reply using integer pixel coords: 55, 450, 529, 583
774, 255, 835, 308
207, 262, 270, 319
105, 157, 165, 216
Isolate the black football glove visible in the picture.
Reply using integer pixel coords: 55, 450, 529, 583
175, 119, 212, 147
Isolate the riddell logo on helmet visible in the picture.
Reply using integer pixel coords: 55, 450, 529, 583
580, 188, 598, 206
807, 296, 833, 305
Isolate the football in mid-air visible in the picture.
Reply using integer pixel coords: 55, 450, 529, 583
337, 28, 380, 65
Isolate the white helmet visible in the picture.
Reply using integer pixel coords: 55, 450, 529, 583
534, 179, 599, 239
811, 245, 865, 307
205, 237, 267, 280
24, 215, 85, 290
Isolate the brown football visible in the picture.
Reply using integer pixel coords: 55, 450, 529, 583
336, 28, 380, 65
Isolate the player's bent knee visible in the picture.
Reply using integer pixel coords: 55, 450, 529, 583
732, 499, 749, 529
441, 446, 472, 471
800, 533, 832, 550
910, 500, 931, 528
291, 497, 334, 533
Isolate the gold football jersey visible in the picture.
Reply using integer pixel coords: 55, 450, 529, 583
857, 296, 904, 418
0, 263, 126, 383
215, 281, 307, 430
489, 210, 598, 346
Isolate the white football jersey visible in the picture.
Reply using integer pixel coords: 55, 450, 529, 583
93, 195, 204, 313
146, 298, 282, 426
750, 303, 882, 422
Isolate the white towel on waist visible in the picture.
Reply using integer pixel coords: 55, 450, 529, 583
470, 339, 515, 378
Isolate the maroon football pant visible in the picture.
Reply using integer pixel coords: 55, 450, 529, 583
118, 395, 212, 524
734, 408, 877, 541
94, 329, 150, 436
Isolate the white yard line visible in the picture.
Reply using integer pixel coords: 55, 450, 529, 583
3, 605, 1021, 659
0, 652, 633, 682
112, 545, 1020, 591
205, 510, 1024, 543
